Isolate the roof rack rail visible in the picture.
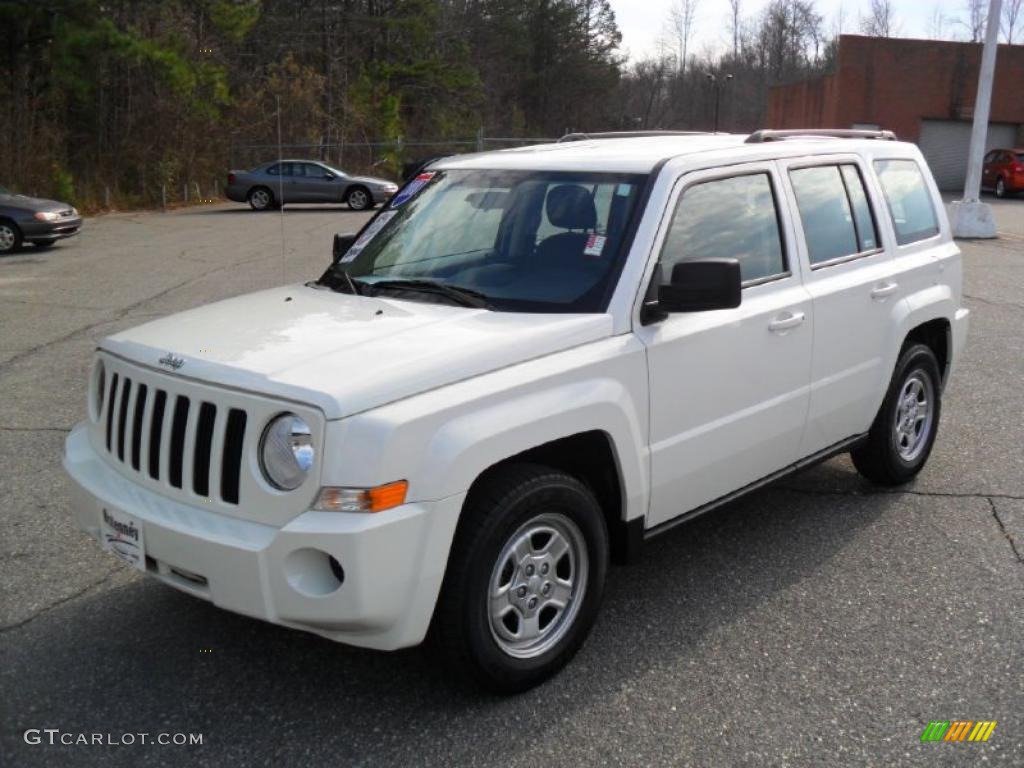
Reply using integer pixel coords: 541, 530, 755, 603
558, 130, 716, 143
745, 128, 898, 143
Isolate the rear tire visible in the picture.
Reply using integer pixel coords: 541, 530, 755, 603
0, 220, 22, 254
851, 344, 942, 486
247, 186, 273, 211
431, 464, 608, 694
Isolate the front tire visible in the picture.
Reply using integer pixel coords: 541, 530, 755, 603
995, 177, 1006, 199
0, 220, 22, 254
346, 186, 371, 211
852, 344, 942, 486
432, 464, 608, 694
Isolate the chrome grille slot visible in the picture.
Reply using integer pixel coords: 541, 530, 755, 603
116, 378, 132, 462
221, 409, 247, 504
148, 390, 166, 480
193, 402, 216, 497
131, 384, 148, 471
105, 373, 119, 452
169, 396, 189, 489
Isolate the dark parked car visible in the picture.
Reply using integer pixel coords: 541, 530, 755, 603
224, 160, 398, 211
0, 186, 82, 255
982, 148, 1024, 198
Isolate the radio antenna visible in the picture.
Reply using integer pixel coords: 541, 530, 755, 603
276, 95, 286, 284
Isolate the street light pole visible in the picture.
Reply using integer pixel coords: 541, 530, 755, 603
706, 73, 733, 132
951, 0, 1002, 239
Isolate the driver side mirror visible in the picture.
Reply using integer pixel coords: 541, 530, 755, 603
324, 173, 336, 180
332, 232, 357, 263
643, 258, 741, 322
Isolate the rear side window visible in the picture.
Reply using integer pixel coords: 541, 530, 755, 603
661, 173, 786, 284
266, 164, 289, 176
789, 164, 879, 265
873, 159, 939, 245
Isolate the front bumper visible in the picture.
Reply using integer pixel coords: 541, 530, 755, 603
371, 188, 397, 204
63, 423, 463, 650
21, 215, 82, 243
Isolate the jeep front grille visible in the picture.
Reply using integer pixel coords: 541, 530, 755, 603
103, 372, 248, 505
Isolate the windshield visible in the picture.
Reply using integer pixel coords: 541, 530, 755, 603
321, 169, 646, 312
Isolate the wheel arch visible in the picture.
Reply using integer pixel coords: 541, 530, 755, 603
902, 317, 951, 387
464, 431, 642, 564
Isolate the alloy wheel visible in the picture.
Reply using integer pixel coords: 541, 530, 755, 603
893, 371, 934, 462
0, 224, 16, 252
487, 512, 588, 659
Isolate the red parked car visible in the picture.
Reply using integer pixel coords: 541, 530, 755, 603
982, 148, 1024, 198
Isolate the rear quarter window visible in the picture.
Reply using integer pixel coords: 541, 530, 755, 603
873, 159, 939, 245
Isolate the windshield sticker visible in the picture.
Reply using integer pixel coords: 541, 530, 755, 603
341, 211, 397, 262
616, 183, 632, 196
583, 234, 607, 257
390, 172, 435, 208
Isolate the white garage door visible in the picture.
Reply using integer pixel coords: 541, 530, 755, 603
918, 120, 1019, 191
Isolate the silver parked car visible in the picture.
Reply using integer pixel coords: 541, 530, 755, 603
224, 160, 398, 211
0, 185, 82, 255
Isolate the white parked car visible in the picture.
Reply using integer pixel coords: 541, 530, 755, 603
64, 129, 968, 692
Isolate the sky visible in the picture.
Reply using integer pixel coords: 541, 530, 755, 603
609, 0, 978, 61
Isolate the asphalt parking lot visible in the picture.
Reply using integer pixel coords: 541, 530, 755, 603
1, 198, 1022, 767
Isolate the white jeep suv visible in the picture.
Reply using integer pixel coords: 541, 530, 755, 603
64, 129, 969, 692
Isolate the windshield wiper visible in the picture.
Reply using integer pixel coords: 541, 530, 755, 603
322, 268, 365, 296
369, 278, 492, 309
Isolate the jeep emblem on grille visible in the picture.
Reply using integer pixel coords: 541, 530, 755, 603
158, 353, 185, 370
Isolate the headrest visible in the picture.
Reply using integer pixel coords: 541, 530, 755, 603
546, 185, 596, 230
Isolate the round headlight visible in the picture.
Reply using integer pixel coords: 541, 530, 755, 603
90, 359, 106, 422
259, 413, 314, 491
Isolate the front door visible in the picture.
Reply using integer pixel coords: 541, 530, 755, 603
636, 163, 814, 529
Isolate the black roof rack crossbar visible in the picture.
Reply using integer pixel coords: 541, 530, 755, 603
558, 130, 716, 143
745, 128, 897, 143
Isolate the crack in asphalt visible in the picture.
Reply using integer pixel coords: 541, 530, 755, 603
0, 425, 72, 433
988, 497, 1024, 565
780, 485, 1024, 565
963, 293, 1024, 312
0, 569, 122, 635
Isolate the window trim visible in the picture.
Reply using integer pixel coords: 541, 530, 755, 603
872, 158, 941, 247
660, 168, 792, 290
786, 160, 884, 272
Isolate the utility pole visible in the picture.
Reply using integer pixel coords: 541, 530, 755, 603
707, 73, 733, 132
951, 0, 1002, 238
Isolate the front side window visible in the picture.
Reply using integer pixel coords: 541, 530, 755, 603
790, 164, 879, 265
321, 169, 644, 312
660, 172, 786, 284
874, 159, 939, 245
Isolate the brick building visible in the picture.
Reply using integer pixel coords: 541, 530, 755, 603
767, 35, 1024, 190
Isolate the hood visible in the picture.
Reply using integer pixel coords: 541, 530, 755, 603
101, 284, 614, 419
0, 193, 71, 212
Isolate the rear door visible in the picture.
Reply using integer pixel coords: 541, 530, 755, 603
778, 155, 904, 456
636, 163, 814, 528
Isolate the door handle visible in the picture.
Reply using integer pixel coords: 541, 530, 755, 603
768, 311, 805, 333
871, 281, 899, 300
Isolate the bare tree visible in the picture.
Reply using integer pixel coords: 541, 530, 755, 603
728, 0, 743, 58
664, 0, 699, 75
859, 0, 899, 37
962, 0, 987, 42
1004, 0, 1024, 42
927, 3, 952, 38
